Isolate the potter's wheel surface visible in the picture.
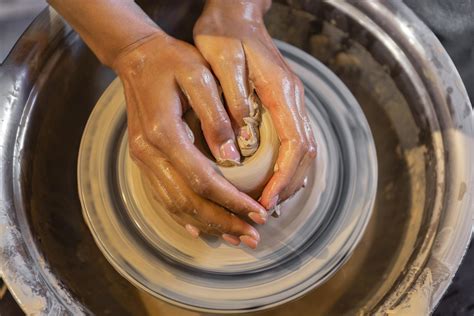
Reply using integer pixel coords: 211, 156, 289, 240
78, 41, 377, 313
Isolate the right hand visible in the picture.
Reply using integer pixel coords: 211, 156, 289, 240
113, 32, 267, 249
194, 0, 316, 210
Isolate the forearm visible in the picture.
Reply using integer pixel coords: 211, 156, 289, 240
48, 0, 163, 67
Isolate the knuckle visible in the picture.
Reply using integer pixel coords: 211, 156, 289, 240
218, 49, 245, 65
188, 174, 213, 197
197, 183, 212, 197
188, 207, 200, 219
289, 138, 306, 157
307, 143, 317, 160
189, 65, 206, 77
184, 66, 212, 85
207, 116, 232, 137
201, 116, 233, 142
201, 225, 218, 236
228, 96, 250, 113
129, 135, 147, 158
169, 196, 191, 215
206, 221, 224, 233
145, 124, 166, 147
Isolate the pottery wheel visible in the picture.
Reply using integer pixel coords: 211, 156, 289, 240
78, 41, 377, 313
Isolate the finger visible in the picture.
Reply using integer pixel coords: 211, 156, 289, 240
222, 234, 241, 246
294, 79, 317, 155
142, 172, 205, 241
251, 78, 306, 209
176, 66, 241, 166
195, 37, 255, 144
279, 154, 310, 201
129, 99, 265, 231
178, 206, 255, 248
135, 151, 260, 246
259, 121, 305, 210
123, 74, 262, 242
142, 127, 267, 224
177, 204, 254, 248
136, 159, 201, 239
127, 96, 200, 227
242, 42, 309, 209
127, 77, 267, 222
143, 118, 267, 222
280, 80, 317, 201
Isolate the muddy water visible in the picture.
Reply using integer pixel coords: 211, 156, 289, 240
25, 3, 426, 315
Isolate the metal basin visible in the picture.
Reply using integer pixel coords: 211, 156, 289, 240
0, 0, 473, 314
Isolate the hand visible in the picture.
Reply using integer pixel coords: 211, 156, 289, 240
194, 0, 317, 210
114, 32, 267, 248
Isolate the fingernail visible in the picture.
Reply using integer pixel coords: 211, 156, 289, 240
248, 212, 266, 225
222, 234, 240, 246
246, 228, 260, 242
185, 224, 200, 239
219, 139, 240, 163
257, 202, 267, 213
268, 195, 279, 209
240, 235, 258, 249
239, 127, 251, 140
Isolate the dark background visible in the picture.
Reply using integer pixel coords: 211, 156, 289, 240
0, 1, 472, 315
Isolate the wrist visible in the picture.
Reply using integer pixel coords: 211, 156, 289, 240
101, 25, 164, 68
112, 30, 169, 74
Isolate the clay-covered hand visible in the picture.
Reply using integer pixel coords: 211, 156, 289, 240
194, 0, 317, 210
114, 32, 267, 248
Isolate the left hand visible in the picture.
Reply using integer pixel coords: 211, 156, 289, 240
194, 0, 317, 210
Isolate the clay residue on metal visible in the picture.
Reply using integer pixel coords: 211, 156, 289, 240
0, 224, 47, 315
386, 268, 433, 315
